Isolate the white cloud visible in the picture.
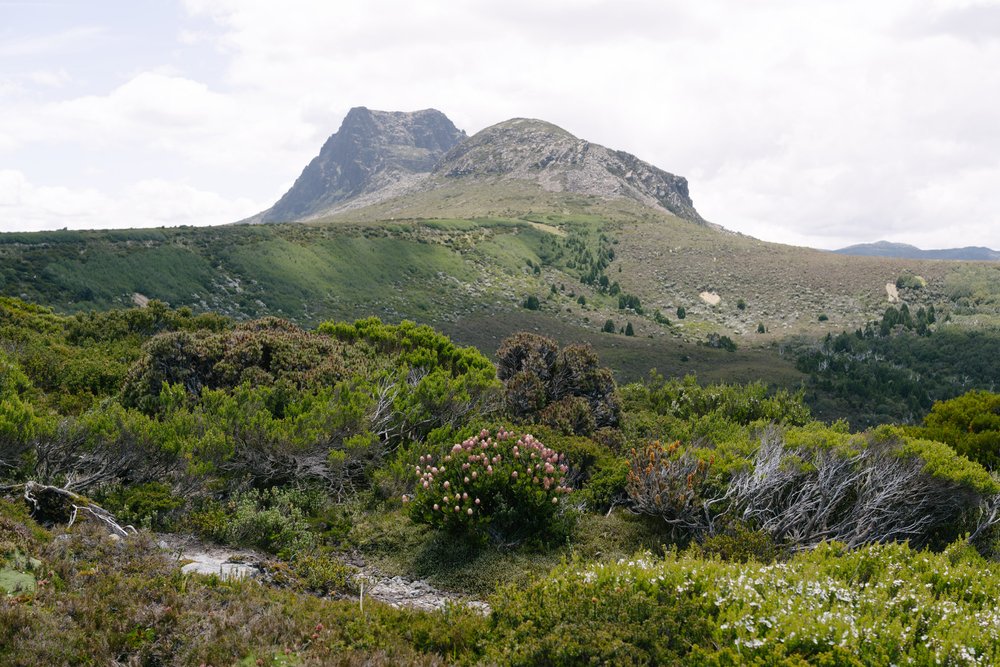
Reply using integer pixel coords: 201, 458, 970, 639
2, 1, 999, 248
0, 26, 105, 58
0, 169, 261, 232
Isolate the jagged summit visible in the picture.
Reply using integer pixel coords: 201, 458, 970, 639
435, 118, 703, 222
252, 108, 704, 224
256, 107, 466, 222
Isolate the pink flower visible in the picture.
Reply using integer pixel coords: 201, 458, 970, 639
464, 476, 470, 484
475, 498, 481, 505
471, 471, 478, 480
402, 495, 409, 503
443, 481, 450, 489
511, 471, 518, 479
454, 505, 461, 512
467, 508, 474, 515
552, 497, 559, 504
433, 504, 440, 511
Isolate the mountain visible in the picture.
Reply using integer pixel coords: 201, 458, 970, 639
433, 118, 704, 223
253, 109, 704, 224
834, 240, 1000, 261
253, 107, 466, 223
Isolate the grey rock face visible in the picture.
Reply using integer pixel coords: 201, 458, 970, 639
253, 110, 705, 224
435, 118, 704, 223
259, 107, 466, 222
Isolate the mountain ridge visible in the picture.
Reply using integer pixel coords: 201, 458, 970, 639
834, 240, 1000, 261
250, 108, 705, 225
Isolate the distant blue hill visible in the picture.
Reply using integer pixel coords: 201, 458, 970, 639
833, 240, 1000, 261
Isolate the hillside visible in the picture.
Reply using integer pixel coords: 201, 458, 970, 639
4, 106, 1000, 418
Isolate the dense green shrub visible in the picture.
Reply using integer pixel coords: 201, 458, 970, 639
525, 427, 628, 512
497, 333, 621, 434
487, 541, 1000, 665
622, 372, 811, 427
98, 481, 184, 531
189, 487, 320, 556
122, 318, 354, 412
896, 273, 927, 290
405, 428, 571, 542
907, 390, 1000, 470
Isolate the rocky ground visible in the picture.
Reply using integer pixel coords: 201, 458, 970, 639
156, 534, 490, 614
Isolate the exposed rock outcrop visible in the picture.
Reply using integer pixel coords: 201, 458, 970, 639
256, 107, 466, 222
252, 109, 705, 224
436, 118, 704, 222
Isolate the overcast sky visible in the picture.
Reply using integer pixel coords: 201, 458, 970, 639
1, 0, 998, 250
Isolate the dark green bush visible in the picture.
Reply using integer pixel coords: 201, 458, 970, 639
98, 482, 184, 531
405, 428, 571, 542
907, 389, 1000, 469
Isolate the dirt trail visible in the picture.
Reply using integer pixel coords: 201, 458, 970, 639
156, 534, 490, 614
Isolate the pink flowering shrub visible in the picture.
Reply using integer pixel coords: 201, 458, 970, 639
403, 428, 571, 540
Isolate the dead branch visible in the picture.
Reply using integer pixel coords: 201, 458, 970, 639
16, 481, 136, 538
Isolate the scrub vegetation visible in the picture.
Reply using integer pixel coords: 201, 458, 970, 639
4, 295, 1000, 664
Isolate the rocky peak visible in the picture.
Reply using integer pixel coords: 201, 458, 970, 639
258, 107, 466, 222
435, 118, 704, 223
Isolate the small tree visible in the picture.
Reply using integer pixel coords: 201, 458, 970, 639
676, 306, 686, 320
625, 322, 635, 336
602, 319, 616, 333
496, 333, 622, 433
523, 295, 540, 310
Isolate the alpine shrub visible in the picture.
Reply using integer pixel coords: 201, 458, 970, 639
404, 428, 571, 541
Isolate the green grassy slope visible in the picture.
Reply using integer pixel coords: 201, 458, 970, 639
4, 187, 1000, 389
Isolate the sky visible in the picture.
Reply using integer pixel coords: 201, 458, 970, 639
1, 0, 999, 250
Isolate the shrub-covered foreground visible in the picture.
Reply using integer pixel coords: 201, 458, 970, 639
6, 521, 1000, 665
490, 541, 1000, 666
9, 297, 1000, 664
